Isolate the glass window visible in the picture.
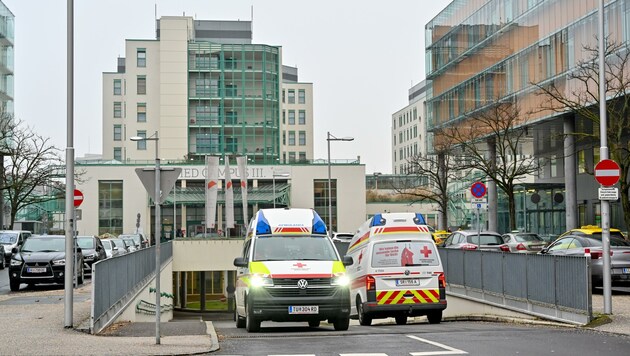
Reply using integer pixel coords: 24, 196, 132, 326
578, 150, 586, 174
137, 103, 146, 122
253, 236, 337, 261
288, 89, 295, 104
288, 131, 295, 146
298, 89, 305, 104
137, 76, 146, 95
113, 124, 122, 141
98, 181, 123, 236
314, 179, 337, 231
113, 102, 122, 118
298, 110, 306, 125
288, 110, 295, 125
299, 131, 306, 146
137, 48, 146, 67
550, 154, 558, 177
113, 79, 122, 95
299, 152, 306, 161
371, 241, 439, 268
136, 130, 147, 150
282, 89, 285, 103
113, 147, 122, 161
288, 151, 296, 162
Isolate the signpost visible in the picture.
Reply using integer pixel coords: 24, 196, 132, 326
73, 189, 84, 207
72, 189, 83, 289
470, 182, 487, 248
595, 159, 620, 187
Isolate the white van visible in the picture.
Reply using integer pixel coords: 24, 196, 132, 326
233, 208, 353, 332
0, 230, 32, 265
345, 213, 447, 325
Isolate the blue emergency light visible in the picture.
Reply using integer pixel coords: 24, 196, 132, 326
256, 212, 272, 235
311, 212, 327, 235
370, 214, 386, 227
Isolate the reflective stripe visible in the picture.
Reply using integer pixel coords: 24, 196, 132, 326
376, 289, 440, 304
249, 261, 271, 274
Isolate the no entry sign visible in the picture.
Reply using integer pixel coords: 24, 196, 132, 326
594, 159, 620, 187
74, 189, 84, 208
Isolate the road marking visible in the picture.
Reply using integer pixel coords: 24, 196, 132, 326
407, 335, 468, 355
340, 354, 388, 356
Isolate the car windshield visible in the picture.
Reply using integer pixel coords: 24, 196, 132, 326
515, 234, 542, 242
253, 236, 338, 261
21, 237, 65, 252
121, 235, 141, 245
102, 240, 112, 249
77, 237, 95, 249
0, 233, 18, 244
467, 234, 503, 245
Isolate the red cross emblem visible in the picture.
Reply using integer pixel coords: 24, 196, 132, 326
420, 246, 432, 258
293, 262, 307, 268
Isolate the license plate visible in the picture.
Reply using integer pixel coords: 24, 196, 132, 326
288, 306, 319, 314
623, 268, 630, 274
27, 267, 46, 273
396, 279, 420, 286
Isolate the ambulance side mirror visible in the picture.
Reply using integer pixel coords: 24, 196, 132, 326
342, 255, 353, 266
234, 257, 248, 267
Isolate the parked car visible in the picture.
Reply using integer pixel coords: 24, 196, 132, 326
501, 232, 548, 253
119, 233, 149, 249
121, 237, 138, 252
108, 238, 129, 255
0, 230, 33, 265
76, 235, 107, 274
559, 225, 626, 240
539, 234, 630, 288
440, 230, 509, 251
331, 232, 354, 256
9, 235, 84, 291
100, 239, 121, 258
0, 244, 4, 269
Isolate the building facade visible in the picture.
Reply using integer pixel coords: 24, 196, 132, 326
425, 0, 630, 234
0, 1, 13, 115
391, 80, 428, 174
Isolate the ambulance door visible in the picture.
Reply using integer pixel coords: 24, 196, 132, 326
235, 239, 252, 313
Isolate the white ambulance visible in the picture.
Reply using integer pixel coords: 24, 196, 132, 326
345, 212, 447, 325
233, 208, 353, 332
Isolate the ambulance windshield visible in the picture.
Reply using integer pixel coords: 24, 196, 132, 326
371, 241, 439, 268
254, 236, 338, 261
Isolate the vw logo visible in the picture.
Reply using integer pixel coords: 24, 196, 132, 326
297, 279, 308, 289
404, 270, 410, 276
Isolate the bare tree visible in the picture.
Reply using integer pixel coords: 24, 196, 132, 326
393, 131, 463, 231
535, 40, 630, 231
441, 98, 540, 231
1, 121, 64, 228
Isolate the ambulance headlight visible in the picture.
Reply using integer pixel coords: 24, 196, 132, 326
332, 273, 350, 287
251, 274, 274, 288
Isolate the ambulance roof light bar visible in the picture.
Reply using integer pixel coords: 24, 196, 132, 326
413, 213, 426, 225
370, 214, 386, 227
312, 212, 327, 235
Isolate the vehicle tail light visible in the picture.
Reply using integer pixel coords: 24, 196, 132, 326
436, 272, 446, 288
516, 243, 527, 251
500, 244, 510, 252
590, 251, 603, 259
461, 243, 478, 250
366, 275, 375, 291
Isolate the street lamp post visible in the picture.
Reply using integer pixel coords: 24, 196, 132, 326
326, 132, 354, 233
373, 172, 382, 191
130, 131, 161, 344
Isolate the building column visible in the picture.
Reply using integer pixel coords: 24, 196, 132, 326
437, 152, 447, 231
564, 116, 578, 230
487, 138, 498, 232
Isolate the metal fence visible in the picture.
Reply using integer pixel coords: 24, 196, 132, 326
439, 249, 592, 325
91, 242, 172, 333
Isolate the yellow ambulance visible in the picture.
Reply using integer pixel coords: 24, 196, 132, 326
233, 208, 353, 332
345, 212, 447, 325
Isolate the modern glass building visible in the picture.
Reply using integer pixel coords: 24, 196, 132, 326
0, 1, 14, 115
425, 0, 630, 233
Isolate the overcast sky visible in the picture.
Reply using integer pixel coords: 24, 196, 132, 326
5, 0, 452, 174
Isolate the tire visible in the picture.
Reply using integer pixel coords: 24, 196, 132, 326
9, 279, 20, 292
0, 257, 5, 270
77, 265, 84, 285
333, 317, 350, 331
395, 315, 407, 325
357, 298, 372, 326
427, 310, 442, 324
235, 308, 246, 328
308, 320, 320, 328
245, 300, 260, 332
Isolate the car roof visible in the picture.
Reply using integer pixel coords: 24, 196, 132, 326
457, 230, 501, 236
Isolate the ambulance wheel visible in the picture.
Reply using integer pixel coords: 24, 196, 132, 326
245, 301, 260, 332
427, 310, 442, 324
395, 315, 407, 325
235, 308, 246, 328
333, 317, 350, 331
357, 298, 372, 326
308, 320, 320, 328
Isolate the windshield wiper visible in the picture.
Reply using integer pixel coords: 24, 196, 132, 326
405, 263, 429, 266
20, 249, 32, 253
37, 249, 59, 253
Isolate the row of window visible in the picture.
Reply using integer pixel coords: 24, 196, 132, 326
282, 89, 306, 104
393, 125, 419, 146
113, 102, 147, 122
394, 143, 419, 164
393, 107, 418, 129
283, 131, 307, 146
113, 76, 146, 96
283, 151, 308, 163
282, 110, 307, 125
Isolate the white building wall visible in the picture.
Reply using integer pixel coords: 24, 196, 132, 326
280, 82, 314, 162
391, 81, 427, 174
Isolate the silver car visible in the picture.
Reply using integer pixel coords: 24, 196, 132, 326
540, 235, 630, 288
440, 230, 509, 251
501, 232, 548, 253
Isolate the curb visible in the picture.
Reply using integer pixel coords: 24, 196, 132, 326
442, 314, 579, 329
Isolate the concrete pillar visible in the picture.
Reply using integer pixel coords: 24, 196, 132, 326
487, 139, 498, 232
564, 116, 578, 230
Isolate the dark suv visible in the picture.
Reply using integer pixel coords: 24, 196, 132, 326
76, 235, 107, 275
9, 235, 84, 291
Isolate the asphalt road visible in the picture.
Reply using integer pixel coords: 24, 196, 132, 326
212, 319, 630, 356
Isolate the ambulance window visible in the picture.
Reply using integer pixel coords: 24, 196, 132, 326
243, 240, 251, 259
371, 241, 439, 268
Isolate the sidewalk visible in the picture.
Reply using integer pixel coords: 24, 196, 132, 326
0, 283, 217, 356
0, 284, 627, 356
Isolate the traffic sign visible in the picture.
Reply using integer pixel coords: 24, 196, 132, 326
471, 181, 487, 199
135, 167, 182, 204
595, 159, 620, 186
73, 189, 84, 207
598, 187, 619, 201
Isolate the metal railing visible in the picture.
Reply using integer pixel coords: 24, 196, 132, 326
439, 248, 592, 325
91, 242, 172, 334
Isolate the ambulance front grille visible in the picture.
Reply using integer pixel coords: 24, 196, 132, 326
272, 278, 332, 287
265, 287, 336, 297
